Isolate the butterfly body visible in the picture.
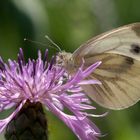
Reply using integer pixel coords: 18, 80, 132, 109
57, 23, 140, 110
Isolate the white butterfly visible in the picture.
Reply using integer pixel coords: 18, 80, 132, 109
56, 23, 140, 110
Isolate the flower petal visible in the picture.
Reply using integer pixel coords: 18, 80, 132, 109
78, 80, 101, 85
0, 100, 26, 133
43, 99, 101, 140
82, 61, 102, 78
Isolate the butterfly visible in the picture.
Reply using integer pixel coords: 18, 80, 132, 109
56, 23, 140, 110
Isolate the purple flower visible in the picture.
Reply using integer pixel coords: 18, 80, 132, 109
0, 48, 105, 140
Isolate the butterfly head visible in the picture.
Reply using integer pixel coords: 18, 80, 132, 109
56, 51, 76, 73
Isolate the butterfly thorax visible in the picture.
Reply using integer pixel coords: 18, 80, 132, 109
56, 51, 77, 74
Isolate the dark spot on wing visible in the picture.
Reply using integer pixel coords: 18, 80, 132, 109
125, 57, 134, 65
130, 44, 140, 54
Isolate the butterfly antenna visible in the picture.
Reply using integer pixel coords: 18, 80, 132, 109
45, 35, 62, 52
24, 38, 59, 51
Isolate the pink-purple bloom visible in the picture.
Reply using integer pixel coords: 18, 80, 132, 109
0, 49, 105, 140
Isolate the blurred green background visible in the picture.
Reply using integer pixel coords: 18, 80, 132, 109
0, 0, 140, 140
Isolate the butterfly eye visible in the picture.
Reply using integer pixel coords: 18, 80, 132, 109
56, 54, 64, 66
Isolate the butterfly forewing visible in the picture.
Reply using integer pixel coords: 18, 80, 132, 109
72, 23, 140, 110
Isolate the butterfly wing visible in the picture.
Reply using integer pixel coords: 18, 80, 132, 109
73, 23, 140, 110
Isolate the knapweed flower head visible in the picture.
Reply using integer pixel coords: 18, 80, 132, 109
0, 48, 105, 140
